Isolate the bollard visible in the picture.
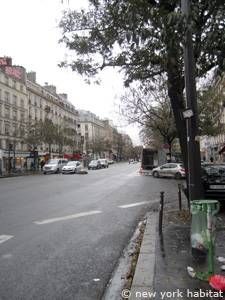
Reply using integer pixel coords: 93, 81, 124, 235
178, 184, 182, 211
158, 191, 164, 235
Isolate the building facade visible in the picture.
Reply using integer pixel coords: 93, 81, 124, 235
200, 74, 225, 162
78, 110, 106, 157
0, 57, 79, 174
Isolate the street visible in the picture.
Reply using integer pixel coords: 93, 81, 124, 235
0, 162, 180, 300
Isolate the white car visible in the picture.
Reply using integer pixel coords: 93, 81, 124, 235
99, 159, 109, 168
43, 159, 68, 174
62, 161, 82, 174
152, 163, 185, 179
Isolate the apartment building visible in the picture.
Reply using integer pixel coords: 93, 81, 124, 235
0, 57, 79, 173
200, 74, 225, 162
78, 111, 132, 160
78, 110, 106, 156
0, 57, 28, 172
27, 73, 79, 156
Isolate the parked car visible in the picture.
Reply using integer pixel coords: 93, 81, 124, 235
43, 159, 68, 174
99, 159, 109, 168
88, 160, 102, 170
129, 159, 138, 164
108, 159, 114, 165
201, 163, 225, 201
62, 161, 82, 174
152, 163, 185, 179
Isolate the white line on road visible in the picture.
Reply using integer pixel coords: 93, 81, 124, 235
118, 201, 149, 208
34, 210, 102, 225
0, 235, 14, 244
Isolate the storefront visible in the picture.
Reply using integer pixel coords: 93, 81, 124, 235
1, 149, 30, 173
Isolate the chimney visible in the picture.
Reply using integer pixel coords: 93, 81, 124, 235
58, 93, 68, 101
44, 84, 57, 94
27, 71, 36, 83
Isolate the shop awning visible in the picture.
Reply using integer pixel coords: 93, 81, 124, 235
64, 153, 82, 160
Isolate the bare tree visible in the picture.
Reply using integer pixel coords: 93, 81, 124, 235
120, 78, 177, 155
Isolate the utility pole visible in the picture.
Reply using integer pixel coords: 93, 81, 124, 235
181, 0, 203, 201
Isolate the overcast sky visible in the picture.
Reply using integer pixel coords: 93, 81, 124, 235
0, 0, 141, 145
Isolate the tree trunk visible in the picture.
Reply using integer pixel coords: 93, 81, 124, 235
166, 63, 188, 170
167, 55, 204, 199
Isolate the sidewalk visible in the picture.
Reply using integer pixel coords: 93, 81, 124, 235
0, 169, 42, 178
129, 193, 225, 300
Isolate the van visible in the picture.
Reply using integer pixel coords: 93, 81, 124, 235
43, 158, 68, 174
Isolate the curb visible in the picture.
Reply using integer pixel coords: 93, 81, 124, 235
129, 212, 157, 300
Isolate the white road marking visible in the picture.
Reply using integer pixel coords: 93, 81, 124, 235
118, 201, 149, 208
0, 235, 14, 244
34, 210, 102, 225
1, 253, 13, 259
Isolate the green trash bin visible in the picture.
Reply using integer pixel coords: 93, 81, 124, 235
191, 200, 220, 281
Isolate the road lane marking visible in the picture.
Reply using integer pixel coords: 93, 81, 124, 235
34, 210, 102, 225
118, 201, 149, 208
1, 254, 13, 259
0, 235, 14, 244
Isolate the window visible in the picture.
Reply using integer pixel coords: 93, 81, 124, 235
20, 126, 25, 136
21, 111, 25, 120
4, 91, 10, 103
13, 80, 16, 89
13, 109, 17, 120
13, 95, 17, 106
4, 106, 10, 118
21, 98, 24, 108
0, 120, 2, 134
5, 122, 10, 135
12, 123, 17, 136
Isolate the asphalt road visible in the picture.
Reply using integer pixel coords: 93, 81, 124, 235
0, 162, 180, 300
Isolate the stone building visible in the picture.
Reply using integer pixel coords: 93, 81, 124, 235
27, 73, 80, 158
0, 57, 79, 173
78, 110, 126, 160
0, 57, 28, 173
200, 74, 225, 162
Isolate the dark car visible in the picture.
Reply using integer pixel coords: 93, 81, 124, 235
201, 163, 225, 201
